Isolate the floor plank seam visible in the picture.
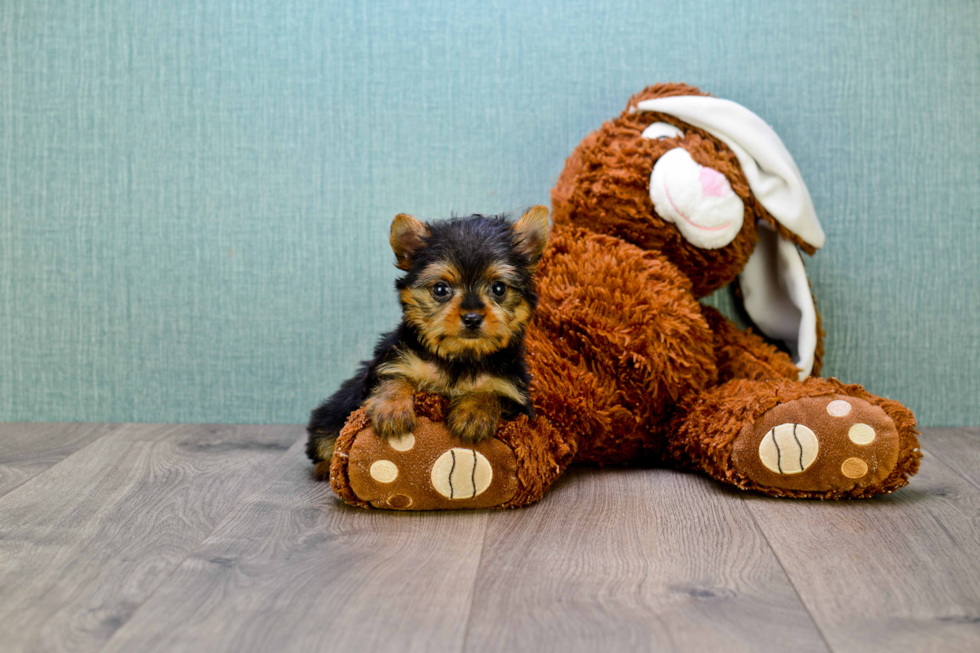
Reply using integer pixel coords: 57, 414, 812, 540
0, 423, 122, 501
920, 447, 980, 494
738, 495, 836, 653
458, 512, 492, 653
89, 433, 305, 653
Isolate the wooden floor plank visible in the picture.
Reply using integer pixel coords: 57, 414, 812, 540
744, 429, 980, 653
0, 423, 119, 498
98, 440, 488, 653
919, 427, 980, 491
462, 467, 829, 653
4, 423, 978, 653
0, 423, 298, 653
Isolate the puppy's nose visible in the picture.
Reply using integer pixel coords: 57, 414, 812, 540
462, 313, 483, 329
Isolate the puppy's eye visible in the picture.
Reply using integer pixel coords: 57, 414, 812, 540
641, 121, 685, 141
490, 281, 507, 298
432, 282, 452, 299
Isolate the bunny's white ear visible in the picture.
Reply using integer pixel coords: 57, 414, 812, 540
739, 223, 816, 380
634, 93, 825, 379
633, 95, 825, 249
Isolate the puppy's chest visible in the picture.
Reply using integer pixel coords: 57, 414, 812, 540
378, 350, 523, 402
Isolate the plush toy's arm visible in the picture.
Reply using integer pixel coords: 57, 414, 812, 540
701, 304, 801, 383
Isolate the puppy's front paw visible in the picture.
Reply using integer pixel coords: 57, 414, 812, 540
447, 395, 501, 443
364, 383, 417, 440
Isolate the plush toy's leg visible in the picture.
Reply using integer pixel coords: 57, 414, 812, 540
327, 393, 576, 510
667, 377, 921, 498
700, 305, 802, 383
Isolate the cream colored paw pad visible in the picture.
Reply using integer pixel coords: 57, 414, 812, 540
388, 432, 416, 452
848, 423, 876, 445
841, 457, 869, 479
758, 424, 819, 475
431, 448, 493, 499
369, 460, 399, 483
826, 399, 852, 417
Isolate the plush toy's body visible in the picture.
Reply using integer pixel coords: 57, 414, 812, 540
326, 84, 921, 509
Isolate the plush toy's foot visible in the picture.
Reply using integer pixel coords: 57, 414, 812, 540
339, 415, 519, 510
327, 394, 575, 510
732, 394, 900, 495
668, 377, 921, 499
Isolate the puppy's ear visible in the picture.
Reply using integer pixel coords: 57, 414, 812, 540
512, 205, 550, 266
390, 214, 430, 270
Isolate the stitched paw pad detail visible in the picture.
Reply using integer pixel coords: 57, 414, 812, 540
758, 424, 819, 475
430, 448, 494, 500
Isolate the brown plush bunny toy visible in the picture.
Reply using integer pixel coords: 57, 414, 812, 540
328, 83, 921, 510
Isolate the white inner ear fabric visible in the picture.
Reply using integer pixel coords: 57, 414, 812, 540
738, 223, 817, 380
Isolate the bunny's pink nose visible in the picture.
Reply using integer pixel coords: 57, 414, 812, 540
699, 167, 733, 198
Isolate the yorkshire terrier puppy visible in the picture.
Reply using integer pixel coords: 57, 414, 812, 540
306, 206, 550, 471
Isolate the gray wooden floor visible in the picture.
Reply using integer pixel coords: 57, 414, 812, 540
0, 424, 978, 653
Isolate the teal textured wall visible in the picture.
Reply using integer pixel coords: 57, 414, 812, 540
1, 0, 978, 426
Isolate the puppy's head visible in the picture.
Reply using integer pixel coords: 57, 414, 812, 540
390, 206, 550, 361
